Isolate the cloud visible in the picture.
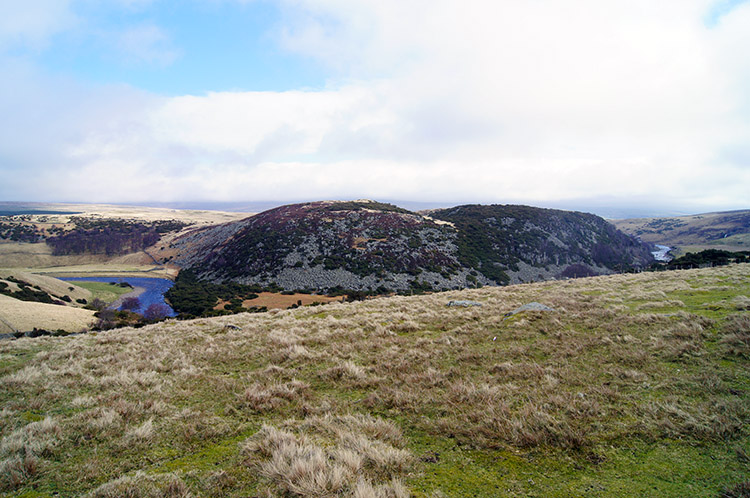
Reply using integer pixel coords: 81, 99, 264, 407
114, 23, 180, 66
0, 0, 77, 49
1, 0, 749, 214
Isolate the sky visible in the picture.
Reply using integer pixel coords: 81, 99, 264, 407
1, 0, 749, 217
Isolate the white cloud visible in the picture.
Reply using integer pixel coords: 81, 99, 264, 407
1, 0, 749, 214
0, 0, 77, 49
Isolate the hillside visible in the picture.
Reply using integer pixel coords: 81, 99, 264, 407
613, 210, 750, 254
430, 204, 653, 283
0, 202, 252, 269
0, 294, 96, 334
0, 270, 92, 304
1, 265, 748, 497
171, 200, 652, 291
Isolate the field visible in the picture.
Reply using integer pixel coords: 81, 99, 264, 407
1, 265, 749, 497
216, 292, 345, 311
0, 202, 253, 270
35, 264, 177, 280
0, 270, 92, 304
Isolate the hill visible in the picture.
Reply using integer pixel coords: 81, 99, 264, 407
612, 210, 750, 255
0, 294, 96, 335
429, 204, 653, 283
1, 265, 748, 496
0, 202, 252, 269
0, 270, 92, 305
171, 200, 652, 291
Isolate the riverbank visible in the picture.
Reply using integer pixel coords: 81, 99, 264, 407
63, 276, 176, 317
108, 285, 146, 310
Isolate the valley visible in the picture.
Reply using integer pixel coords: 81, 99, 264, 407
2, 201, 750, 334
1, 200, 749, 496
613, 209, 750, 256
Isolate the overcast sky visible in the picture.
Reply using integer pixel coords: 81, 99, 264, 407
1, 0, 749, 216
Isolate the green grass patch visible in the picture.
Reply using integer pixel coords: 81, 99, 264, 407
65, 280, 132, 304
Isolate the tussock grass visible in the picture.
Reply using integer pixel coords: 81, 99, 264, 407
0, 417, 60, 491
1, 265, 749, 496
720, 314, 750, 358
241, 414, 411, 497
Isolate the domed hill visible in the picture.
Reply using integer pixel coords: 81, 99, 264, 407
170, 200, 654, 292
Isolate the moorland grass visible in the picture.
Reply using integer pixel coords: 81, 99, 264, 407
0, 265, 749, 497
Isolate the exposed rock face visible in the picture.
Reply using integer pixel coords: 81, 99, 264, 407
170, 200, 653, 291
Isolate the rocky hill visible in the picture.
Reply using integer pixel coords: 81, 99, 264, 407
170, 200, 653, 292
430, 204, 654, 283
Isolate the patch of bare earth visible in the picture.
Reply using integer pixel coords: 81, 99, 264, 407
217, 292, 344, 310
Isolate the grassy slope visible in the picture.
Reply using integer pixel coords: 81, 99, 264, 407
0, 271, 93, 304
1, 266, 749, 497
0, 295, 96, 333
612, 211, 750, 254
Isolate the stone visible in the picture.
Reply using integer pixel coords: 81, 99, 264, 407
446, 300, 483, 307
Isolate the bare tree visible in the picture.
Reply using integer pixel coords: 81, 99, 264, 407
144, 303, 171, 321
120, 296, 141, 312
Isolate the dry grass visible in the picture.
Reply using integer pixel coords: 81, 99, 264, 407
0, 294, 96, 333
1, 264, 749, 496
0, 269, 93, 302
241, 414, 411, 497
0, 417, 60, 491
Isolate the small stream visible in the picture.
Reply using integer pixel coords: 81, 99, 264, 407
651, 244, 672, 262
65, 277, 176, 317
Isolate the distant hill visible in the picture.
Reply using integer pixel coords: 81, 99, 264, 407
170, 200, 653, 291
613, 210, 750, 254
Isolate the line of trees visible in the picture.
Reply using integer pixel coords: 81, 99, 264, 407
45, 219, 187, 256
46, 226, 160, 256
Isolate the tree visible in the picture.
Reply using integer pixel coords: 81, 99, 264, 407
95, 309, 116, 330
144, 303, 171, 321
87, 298, 106, 311
120, 296, 141, 312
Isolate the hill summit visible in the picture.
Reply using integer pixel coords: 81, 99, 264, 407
170, 200, 653, 292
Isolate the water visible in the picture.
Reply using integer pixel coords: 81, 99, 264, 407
651, 245, 672, 262
65, 277, 176, 317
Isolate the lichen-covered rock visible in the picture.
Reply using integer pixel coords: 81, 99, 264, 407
446, 300, 483, 307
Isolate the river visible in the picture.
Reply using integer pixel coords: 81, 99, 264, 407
651, 244, 672, 262
64, 277, 177, 317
